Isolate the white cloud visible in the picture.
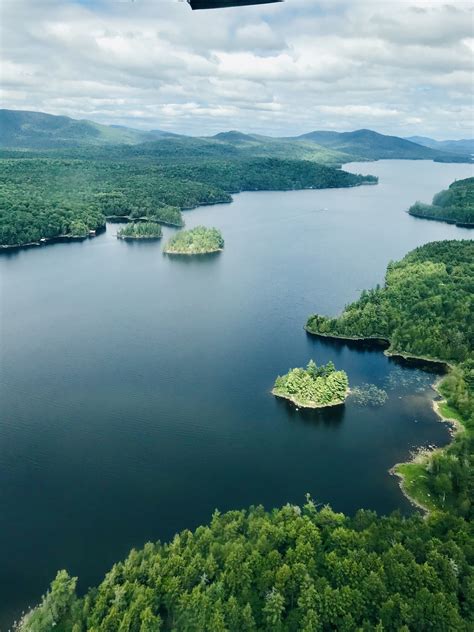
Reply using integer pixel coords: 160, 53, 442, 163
0, 0, 473, 138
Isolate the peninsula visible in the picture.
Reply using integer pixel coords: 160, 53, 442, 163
408, 176, 474, 227
164, 226, 224, 255
272, 359, 349, 408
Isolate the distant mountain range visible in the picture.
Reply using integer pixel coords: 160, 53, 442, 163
294, 129, 458, 161
406, 136, 474, 155
0, 109, 471, 164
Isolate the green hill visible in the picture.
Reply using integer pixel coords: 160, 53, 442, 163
295, 128, 470, 162
409, 177, 474, 226
0, 109, 175, 149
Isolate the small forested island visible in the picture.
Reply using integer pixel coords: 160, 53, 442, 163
273, 359, 349, 408
116, 222, 162, 240
408, 177, 474, 226
164, 226, 224, 255
306, 240, 473, 515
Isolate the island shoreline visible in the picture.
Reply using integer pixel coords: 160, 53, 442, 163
305, 327, 458, 514
164, 247, 223, 256
272, 388, 349, 409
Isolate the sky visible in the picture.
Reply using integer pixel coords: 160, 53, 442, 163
1, 0, 473, 139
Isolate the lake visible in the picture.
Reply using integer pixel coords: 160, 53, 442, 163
0, 159, 472, 627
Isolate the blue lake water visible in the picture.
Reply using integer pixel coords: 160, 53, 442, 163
0, 159, 472, 626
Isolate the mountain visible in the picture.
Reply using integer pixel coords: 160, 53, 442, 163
0, 109, 175, 149
0, 110, 471, 164
212, 130, 258, 143
294, 128, 470, 162
406, 136, 474, 155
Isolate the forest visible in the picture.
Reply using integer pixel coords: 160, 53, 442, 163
164, 226, 224, 255
116, 222, 162, 240
408, 177, 474, 226
273, 360, 349, 408
306, 240, 473, 518
20, 500, 473, 631
0, 156, 375, 247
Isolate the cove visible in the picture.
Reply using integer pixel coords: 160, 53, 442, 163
0, 159, 472, 627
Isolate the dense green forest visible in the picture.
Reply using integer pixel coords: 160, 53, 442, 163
409, 177, 474, 226
20, 501, 474, 631
117, 223, 162, 240
0, 156, 374, 247
273, 360, 349, 408
164, 226, 224, 255
306, 240, 473, 518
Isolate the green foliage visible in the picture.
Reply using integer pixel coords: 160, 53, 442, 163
409, 177, 474, 226
116, 222, 162, 239
0, 153, 375, 246
0, 108, 173, 149
19, 570, 78, 631
306, 240, 474, 517
164, 226, 224, 254
21, 504, 474, 631
306, 240, 473, 364
273, 360, 348, 407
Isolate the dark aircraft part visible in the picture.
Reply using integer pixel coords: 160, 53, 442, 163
188, 0, 282, 10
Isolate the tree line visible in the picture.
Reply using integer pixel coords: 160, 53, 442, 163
0, 153, 376, 247
409, 177, 474, 226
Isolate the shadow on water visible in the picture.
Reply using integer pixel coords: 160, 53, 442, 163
275, 396, 346, 428
162, 250, 222, 263
117, 238, 163, 247
306, 329, 390, 352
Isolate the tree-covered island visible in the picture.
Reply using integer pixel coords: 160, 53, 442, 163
116, 222, 162, 240
164, 226, 224, 255
408, 177, 474, 226
273, 359, 349, 408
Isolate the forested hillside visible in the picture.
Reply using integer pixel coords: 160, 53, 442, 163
409, 177, 474, 226
0, 109, 175, 149
19, 502, 474, 632
307, 241, 473, 517
295, 129, 470, 163
306, 240, 473, 364
0, 157, 374, 247
1, 110, 471, 164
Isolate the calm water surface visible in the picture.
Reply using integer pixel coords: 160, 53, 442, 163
0, 160, 472, 626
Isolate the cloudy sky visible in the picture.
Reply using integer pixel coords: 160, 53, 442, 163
1, 0, 473, 138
